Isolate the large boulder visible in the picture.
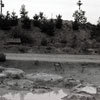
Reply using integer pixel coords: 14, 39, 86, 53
26, 73, 63, 82
3, 68, 25, 79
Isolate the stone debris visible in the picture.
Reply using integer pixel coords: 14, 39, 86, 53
3, 68, 25, 79
63, 78, 80, 88
5, 79, 34, 90
72, 83, 97, 94
78, 86, 97, 94
62, 93, 96, 100
26, 73, 63, 82
0, 66, 100, 100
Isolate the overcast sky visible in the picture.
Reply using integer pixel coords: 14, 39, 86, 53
2, 0, 100, 24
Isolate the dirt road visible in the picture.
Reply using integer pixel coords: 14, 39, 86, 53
5, 53, 100, 63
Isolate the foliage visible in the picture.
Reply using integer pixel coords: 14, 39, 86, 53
55, 14, 63, 29
40, 18, 55, 36
0, 11, 11, 30
21, 17, 31, 29
72, 20, 79, 30
41, 38, 48, 46
20, 4, 28, 19
33, 12, 45, 27
10, 11, 18, 26
20, 31, 33, 44
0, 53, 6, 62
33, 14, 40, 27
73, 10, 87, 24
91, 24, 100, 41
11, 27, 22, 38
20, 5, 31, 29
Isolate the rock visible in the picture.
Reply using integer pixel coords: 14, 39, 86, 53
3, 68, 25, 79
62, 93, 96, 100
78, 86, 97, 94
63, 78, 80, 88
0, 66, 6, 73
26, 73, 63, 82
72, 84, 97, 94
0, 73, 7, 82
6, 79, 34, 89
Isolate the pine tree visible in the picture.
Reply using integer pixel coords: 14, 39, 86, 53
20, 5, 31, 29
55, 14, 63, 29
11, 11, 18, 26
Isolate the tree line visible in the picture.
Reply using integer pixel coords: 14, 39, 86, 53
0, 4, 100, 42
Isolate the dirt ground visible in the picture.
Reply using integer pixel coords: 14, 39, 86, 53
0, 60, 100, 85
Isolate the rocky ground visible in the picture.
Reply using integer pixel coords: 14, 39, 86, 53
0, 61, 100, 100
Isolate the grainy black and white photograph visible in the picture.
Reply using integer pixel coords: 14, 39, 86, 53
0, 0, 100, 100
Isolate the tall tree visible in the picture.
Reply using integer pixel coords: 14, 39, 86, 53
11, 11, 18, 26
20, 5, 31, 29
55, 14, 63, 29
73, 0, 87, 24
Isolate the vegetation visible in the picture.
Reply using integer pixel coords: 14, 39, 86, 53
0, 4, 100, 54
0, 53, 6, 62
73, 10, 87, 24
55, 14, 63, 29
20, 4, 31, 29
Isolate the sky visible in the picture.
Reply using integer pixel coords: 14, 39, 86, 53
2, 0, 100, 24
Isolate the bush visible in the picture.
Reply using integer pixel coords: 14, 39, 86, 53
0, 53, 6, 62
55, 14, 63, 29
18, 46, 28, 53
33, 14, 40, 27
21, 17, 31, 29
72, 20, 79, 30
20, 32, 34, 44
11, 27, 22, 38
40, 19, 55, 36
41, 38, 48, 46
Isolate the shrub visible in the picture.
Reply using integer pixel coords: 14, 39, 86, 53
21, 17, 31, 29
0, 12, 11, 30
33, 14, 40, 27
41, 38, 48, 46
20, 32, 33, 44
72, 20, 79, 30
0, 53, 6, 62
18, 46, 28, 53
10, 11, 18, 26
11, 27, 22, 38
55, 14, 63, 29
40, 19, 55, 36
